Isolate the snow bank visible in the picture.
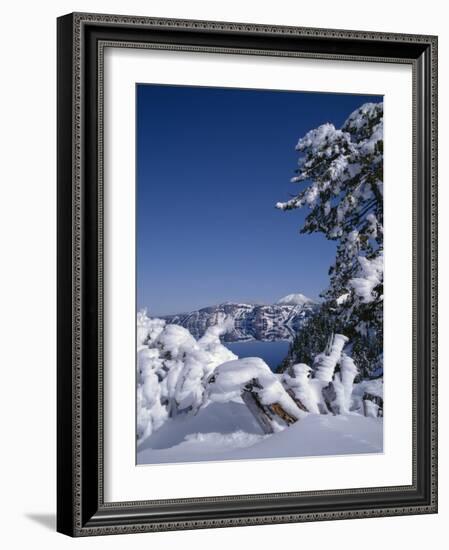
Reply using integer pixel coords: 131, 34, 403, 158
138, 400, 264, 454
137, 412, 383, 464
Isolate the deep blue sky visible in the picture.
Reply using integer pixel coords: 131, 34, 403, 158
137, 84, 381, 315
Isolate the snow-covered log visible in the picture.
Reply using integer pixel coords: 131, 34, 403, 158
206, 357, 307, 434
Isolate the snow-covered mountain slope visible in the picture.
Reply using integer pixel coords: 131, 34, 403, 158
163, 299, 316, 341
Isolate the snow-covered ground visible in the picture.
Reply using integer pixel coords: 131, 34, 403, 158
137, 400, 382, 464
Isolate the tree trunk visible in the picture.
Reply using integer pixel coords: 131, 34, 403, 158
241, 379, 299, 434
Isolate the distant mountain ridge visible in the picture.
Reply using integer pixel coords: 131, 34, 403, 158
163, 295, 317, 342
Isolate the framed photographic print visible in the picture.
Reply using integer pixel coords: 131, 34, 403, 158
57, 12, 438, 536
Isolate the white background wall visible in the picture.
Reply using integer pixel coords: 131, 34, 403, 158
0, 1, 445, 548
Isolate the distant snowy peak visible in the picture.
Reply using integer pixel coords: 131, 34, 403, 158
276, 293, 315, 307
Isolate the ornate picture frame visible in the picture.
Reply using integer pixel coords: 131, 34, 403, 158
57, 12, 437, 536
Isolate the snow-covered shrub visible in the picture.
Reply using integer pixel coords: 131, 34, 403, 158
137, 311, 236, 443
314, 334, 359, 414
281, 333, 360, 416
330, 353, 358, 414
137, 309, 165, 348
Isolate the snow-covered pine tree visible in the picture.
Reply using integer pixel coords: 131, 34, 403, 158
276, 102, 384, 378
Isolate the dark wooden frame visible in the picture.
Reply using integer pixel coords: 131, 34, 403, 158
57, 12, 438, 537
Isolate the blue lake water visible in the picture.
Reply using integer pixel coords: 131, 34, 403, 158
224, 340, 290, 372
